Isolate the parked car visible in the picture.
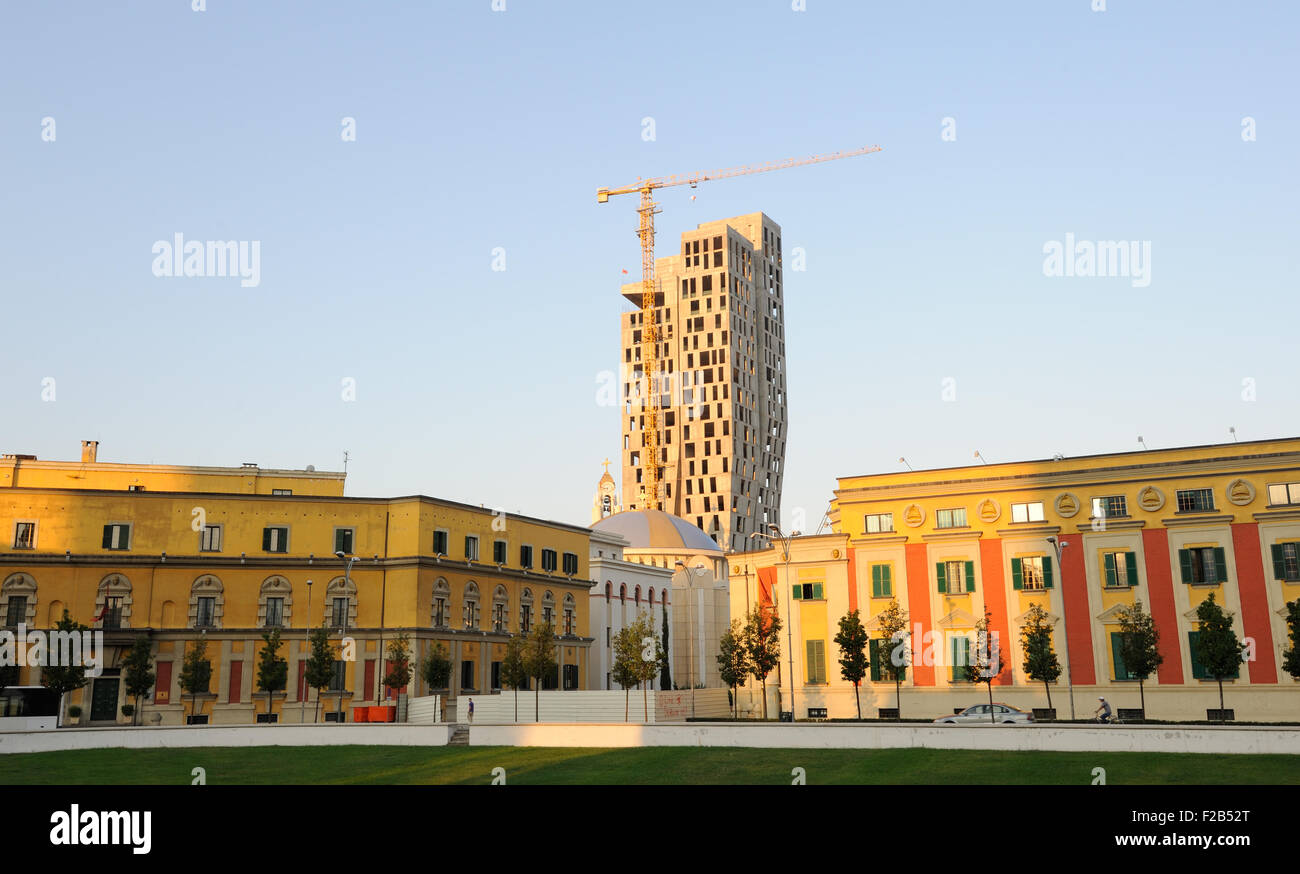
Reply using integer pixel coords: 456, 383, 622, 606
933, 703, 1034, 725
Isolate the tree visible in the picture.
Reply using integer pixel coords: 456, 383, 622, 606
41, 609, 91, 727
1282, 599, 1300, 681
963, 607, 1001, 724
628, 612, 661, 721
876, 599, 909, 718
833, 610, 869, 719
1019, 603, 1061, 712
1116, 600, 1164, 716
743, 604, 781, 720
383, 633, 412, 697
500, 636, 528, 722
659, 600, 672, 691
421, 641, 452, 692
716, 619, 750, 718
255, 628, 287, 723
303, 625, 336, 724
121, 634, 155, 727
523, 620, 557, 722
1194, 592, 1247, 718
178, 638, 213, 725
612, 623, 642, 722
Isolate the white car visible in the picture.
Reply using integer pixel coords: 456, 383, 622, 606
933, 703, 1034, 725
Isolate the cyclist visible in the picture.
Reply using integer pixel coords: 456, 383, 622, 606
1094, 696, 1114, 723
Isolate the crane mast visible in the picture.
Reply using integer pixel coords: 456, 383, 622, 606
598, 144, 882, 512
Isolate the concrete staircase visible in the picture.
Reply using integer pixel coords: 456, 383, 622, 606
449, 724, 470, 746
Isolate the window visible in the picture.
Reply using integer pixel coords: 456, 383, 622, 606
868, 638, 894, 682
1267, 482, 1300, 506
563, 594, 575, 635
520, 545, 534, 569
200, 524, 222, 552
950, 635, 971, 682
1178, 547, 1226, 584
334, 528, 354, 555
562, 552, 579, 575
329, 660, 346, 692
870, 564, 892, 598
491, 661, 502, 690
493, 601, 506, 632
519, 589, 533, 633
1271, 542, 1300, 581
864, 513, 893, 534
463, 582, 480, 629
1011, 556, 1053, 591
935, 508, 967, 529
196, 596, 216, 628
102, 523, 131, 550
493, 540, 508, 564
465, 536, 479, 561
265, 597, 284, 627
272, 489, 293, 496
563, 664, 579, 690
262, 526, 289, 553
541, 549, 558, 572
432, 579, 450, 627
331, 596, 349, 628
5, 596, 27, 627
1175, 488, 1215, 513
790, 582, 823, 600
1103, 551, 1139, 588
937, 560, 975, 594
433, 530, 449, 556
461, 660, 476, 690
103, 595, 124, 630
13, 522, 35, 550
1010, 502, 1045, 523
1188, 631, 1239, 680
805, 640, 827, 684
1110, 632, 1136, 681
1092, 495, 1127, 519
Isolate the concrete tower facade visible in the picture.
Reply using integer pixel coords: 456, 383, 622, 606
619, 212, 787, 551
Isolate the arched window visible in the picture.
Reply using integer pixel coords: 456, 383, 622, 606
648, 587, 656, 607
325, 576, 357, 629
431, 578, 450, 628
1, 573, 37, 627
541, 590, 555, 625
463, 581, 480, 629
634, 585, 641, 606
95, 574, 133, 630
520, 588, 534, 633
605, 581, 612, 601
619, 583, 627, 602
188, 575, 223, 629
258, 576, 293, 628
562, 593, 576, 636
492, 585, 509, 632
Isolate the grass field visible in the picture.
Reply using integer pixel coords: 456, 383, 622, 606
1, 745, 1297, 785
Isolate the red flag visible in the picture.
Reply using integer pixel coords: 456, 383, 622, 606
621, 268, 628, 274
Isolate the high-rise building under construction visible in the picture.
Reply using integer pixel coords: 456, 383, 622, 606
619, 212, 786, 551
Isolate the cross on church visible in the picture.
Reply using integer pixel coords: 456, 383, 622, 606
602, 457, 610, 475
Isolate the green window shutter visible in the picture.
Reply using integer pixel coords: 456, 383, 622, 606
1188, 631, 1205, 680
1042, 556, 1054, 589
1125, 552, 1140, 586
262, 527, 272, 551
102, 525, 113, 549
1272, 544, 1287, 580
806, 641, 815, 682
1011, 557, 1023, 590
812, 582, 823, 600
1110, 632, 1128, 680
869, 640, 884, 682
871, 564, 881, 597
791, 585, 801, 600
1213, 547, 1228, 583
881, 565, 892, 596
1178, 549, 1193, 584
1103, 552, 1117, 588
936, 562, 947, 594
964, 560, 976, 592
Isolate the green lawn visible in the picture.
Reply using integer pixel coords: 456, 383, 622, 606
0, 745, 1296, 785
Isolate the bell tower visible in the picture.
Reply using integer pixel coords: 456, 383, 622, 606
592, 458, 622, 523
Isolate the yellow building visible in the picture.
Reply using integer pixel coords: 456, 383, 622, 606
731, 437, 1300, 721
1, 443, 595, 724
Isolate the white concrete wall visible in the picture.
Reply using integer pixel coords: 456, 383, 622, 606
457, 688, 732, 723
0, 723, 451, 755
407, 695, 443, 724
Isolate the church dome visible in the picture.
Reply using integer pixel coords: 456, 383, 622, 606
590, 509, 723, 554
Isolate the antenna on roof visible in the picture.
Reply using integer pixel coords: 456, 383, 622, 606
898, 456, 912, 471
1229, 426, 1238, 442
1137, 436, 1148, 451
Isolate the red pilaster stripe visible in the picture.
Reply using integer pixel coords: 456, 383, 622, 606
904, 542, 935, 687
1060, 535, 1096, 685
846, 547, 858, 614
1140, 528, 1184, 684
978, 538, 1012, 686
1232, 522, 1278, 684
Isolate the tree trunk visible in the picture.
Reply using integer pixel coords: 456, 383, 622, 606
643, 682, 648, 723
895, 678, 902, 720
514, 688, 518, 723
535, 681, 539, 723
854, 682, 861, 719
760, 679, 767, 719
1045, 679, 1053, 711
1218, 679, 1225, 716
987, 682, 994, 724
624, 687, 629, 722
1138, 679, 1145, 716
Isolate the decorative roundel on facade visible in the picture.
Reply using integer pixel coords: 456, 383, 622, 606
732, 565, 740, 575
977, 498, 1000, 523
1225, 479, 1256, 506
1054, 493, 1080, 518
831, 549, 841, 559
1137, 485, 1165, 512
902, 503, 926, 528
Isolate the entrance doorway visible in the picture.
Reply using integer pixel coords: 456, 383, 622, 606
90, 676, 120, 722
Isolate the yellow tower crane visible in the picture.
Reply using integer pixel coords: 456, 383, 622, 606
597, 144, 882, 511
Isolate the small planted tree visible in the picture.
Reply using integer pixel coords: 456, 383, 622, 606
1194, 592, 1247, 719
383, 633, 412, 699
743, 603, 781, 720
1282, 599, 1300, 681
1116, 600, 1164, 717
421, 642, 452, 692
178, 638, 213, 725
716, 619, 750, 718
41, 609, 91, 727
833, 610, 869, 719
630, 613, 661, 721
523, 620, 557, 722
612, 623, 642, 722
304, 625, 337, 724
500, 635, 528, 722
876, 599, 909, 718
256, 628, 288, 723
963, 607, 1001, 724
121, 634, 155, 727
659, 601, 672, 691
1019, 603, 1061, 713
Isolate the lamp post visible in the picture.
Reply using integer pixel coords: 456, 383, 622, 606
334, 552, 357, 723
1046, 536, 1075, 720
304, 578, 313, 723
768, 524, 798, 722
673, 560, 708, 718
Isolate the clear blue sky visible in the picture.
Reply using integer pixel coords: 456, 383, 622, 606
2, 1, 1296, 530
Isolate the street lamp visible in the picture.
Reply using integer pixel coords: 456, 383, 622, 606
334, 551, 357, 723
768, 523, 798, 722
1046, 536, 1075, 720
304, 578, 313, 723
